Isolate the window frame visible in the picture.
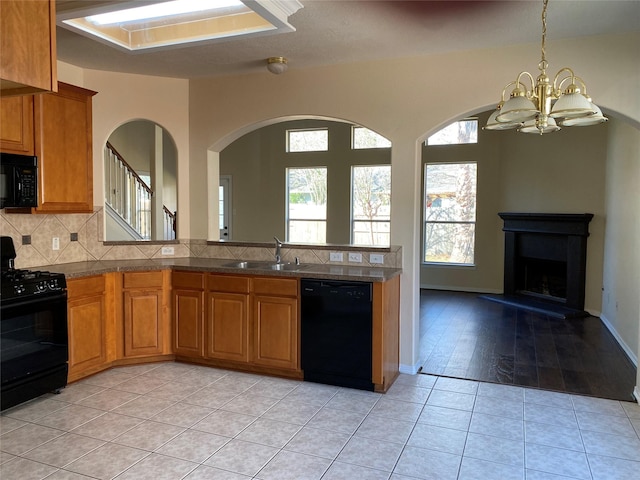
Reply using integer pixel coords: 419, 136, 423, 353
350, 164, 391, 247
426, 118, 478, 146
286, 128, 329, 153
423, 161, 478, 266
351, 126, 392, 150
285, 166, 328, 243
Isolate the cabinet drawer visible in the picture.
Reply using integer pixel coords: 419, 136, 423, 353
253, 277, 298, 297
173, 271, 204, 290
67, 275, 105, 298
123, 271, 164, 289
207, 274, 250, 294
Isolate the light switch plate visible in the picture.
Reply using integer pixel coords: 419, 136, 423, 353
52, 237, 60, 251
161, 246, 174, 255
370, 254, 384, 264
348, 252, 362, 263
329, 252, 343, 262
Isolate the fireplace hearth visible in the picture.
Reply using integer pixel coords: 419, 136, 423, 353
483, 213, 593, 318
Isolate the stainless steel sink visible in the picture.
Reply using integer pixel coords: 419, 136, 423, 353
222, 261, 306, 271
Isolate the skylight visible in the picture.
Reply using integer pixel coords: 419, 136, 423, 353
85, 0, 245, 26
58, 0, 303, 52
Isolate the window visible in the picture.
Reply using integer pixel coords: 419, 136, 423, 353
287, 128, 328, 152
287, 167, 327, 243
352, 126, 391, 149
427, 118, 478, 146
352, 165, 391, 246
424, 162, 477, 264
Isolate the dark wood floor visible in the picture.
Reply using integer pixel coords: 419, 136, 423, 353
418, 289, 637, 401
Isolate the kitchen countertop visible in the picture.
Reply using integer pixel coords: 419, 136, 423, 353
45, 258, 402, 283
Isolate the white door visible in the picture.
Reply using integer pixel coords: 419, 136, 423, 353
219, 175, 232, 240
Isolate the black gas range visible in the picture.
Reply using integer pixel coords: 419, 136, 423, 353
1, 267, 67, 302
0, 236, 69, 411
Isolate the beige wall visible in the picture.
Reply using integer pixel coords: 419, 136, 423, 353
602, 121, 640, 364
49, 33, 640, 388
58, 67, 191, 240
190, 33, 640, 374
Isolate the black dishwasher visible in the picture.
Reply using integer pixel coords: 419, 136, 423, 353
301, 279, 374, 391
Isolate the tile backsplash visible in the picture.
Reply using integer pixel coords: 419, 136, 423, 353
0, 209, 402, 269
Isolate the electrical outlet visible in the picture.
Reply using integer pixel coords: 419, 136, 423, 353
348, 252, 362, 263
52, 237, 60, 251
161, 246, 174, 255
369, 253, 384, 264
329, 252, 343, 262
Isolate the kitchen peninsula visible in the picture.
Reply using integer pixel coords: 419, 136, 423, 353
50, 257, 401, 393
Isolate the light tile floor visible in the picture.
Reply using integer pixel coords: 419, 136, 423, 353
1, 362, 639, 480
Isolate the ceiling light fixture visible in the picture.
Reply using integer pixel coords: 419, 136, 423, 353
267, 57, 288, 74
484, 0, 607, 135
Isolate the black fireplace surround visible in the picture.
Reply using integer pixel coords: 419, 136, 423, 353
492, 213, 593, 318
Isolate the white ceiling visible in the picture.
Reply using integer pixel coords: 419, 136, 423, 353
55, 0, 640, 79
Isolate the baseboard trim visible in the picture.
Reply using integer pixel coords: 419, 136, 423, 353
599, 314, 638, 367
399, 362, 420, 375
419, 285, 502, 294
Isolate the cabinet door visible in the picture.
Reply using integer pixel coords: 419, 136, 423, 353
34, 82, 96, 213
174, 289, 204, 358
67, 275, 108, 382
123, 289, 163, 357
0, 0, 56, 96
0, 95, 34, 154
252, 295, 299, 370
67, 293, 107, 381
205, 291, 249, 362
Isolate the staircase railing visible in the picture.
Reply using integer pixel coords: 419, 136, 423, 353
105, 142, 176, 240
163, 206, 176, 240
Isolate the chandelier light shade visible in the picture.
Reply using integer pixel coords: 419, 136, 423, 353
267, 56, 288, 74
484, 0, 607, 135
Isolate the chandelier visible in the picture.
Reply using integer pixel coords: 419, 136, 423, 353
484, 0, 607, 134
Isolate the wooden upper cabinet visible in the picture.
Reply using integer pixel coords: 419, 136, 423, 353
0, 95, 35, 155
0, 0, 57, 96
34, 82, 97, 213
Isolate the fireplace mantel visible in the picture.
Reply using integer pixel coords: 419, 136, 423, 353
495, 212, 594, 318
499, 213, 594, 236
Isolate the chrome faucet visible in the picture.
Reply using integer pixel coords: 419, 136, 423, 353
274, 236, 283, 263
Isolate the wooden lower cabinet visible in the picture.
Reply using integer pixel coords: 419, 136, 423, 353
202, 274, 301, 375
65, 268, 398, 390
372, 275, 400, 392
173, 271, 204, 358
121, 271, 171, 359
66, 275, 109, 382
253, 295, 298, 370
252, 277, 299, 371
205, 275, 250, 363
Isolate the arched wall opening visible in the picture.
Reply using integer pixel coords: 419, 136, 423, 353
206, 115, 392, 243
415, 105, 639, 394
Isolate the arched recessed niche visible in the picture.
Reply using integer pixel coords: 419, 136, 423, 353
104, 119, 178, 241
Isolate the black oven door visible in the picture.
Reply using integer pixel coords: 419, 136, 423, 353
1, 292, 68, 409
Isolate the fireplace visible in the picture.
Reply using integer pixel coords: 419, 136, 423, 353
488, 213, 593, 318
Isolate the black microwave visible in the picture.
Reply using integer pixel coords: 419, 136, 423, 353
0, 153, 38, 209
